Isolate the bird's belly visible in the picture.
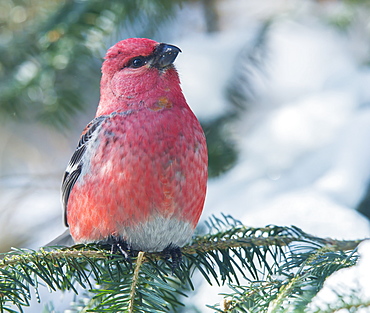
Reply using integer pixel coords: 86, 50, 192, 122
119, 216, 194, 252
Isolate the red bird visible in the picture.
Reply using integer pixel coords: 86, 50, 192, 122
59, 38, 208, 256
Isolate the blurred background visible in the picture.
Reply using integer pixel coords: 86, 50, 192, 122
2, 0, 370, 309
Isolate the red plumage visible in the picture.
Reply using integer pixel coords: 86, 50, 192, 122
62, 38, 208, 252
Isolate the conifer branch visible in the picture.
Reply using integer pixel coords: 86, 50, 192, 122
1, 226, 362, 271
0, 218, 367, 312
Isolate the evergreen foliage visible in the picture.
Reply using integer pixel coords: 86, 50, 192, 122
0, 0, 183, 128
0, 215, 366, 312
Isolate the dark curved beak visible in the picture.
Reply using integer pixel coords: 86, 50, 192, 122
152, 43, 182, 69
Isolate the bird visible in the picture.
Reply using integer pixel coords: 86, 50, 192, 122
53, 38, 208, 260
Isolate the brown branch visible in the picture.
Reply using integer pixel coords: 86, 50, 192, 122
128, 251, 145, 313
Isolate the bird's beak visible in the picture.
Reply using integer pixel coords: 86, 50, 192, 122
151, 43, 182, 69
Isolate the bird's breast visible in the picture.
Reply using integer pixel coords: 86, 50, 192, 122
71, 107, 207, 237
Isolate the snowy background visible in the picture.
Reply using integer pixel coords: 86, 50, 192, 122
199, 17, 370, 240
2, 0, 370, 311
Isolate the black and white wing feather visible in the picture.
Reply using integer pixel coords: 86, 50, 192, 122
61, 116, 106, 227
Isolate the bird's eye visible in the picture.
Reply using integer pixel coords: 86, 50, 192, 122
130, 57, 147, 68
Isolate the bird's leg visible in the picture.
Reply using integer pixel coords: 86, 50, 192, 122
105, 235, 130, 260
162, 245, 182, 272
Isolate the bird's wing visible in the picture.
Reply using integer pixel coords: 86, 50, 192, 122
62, 115, 106, 227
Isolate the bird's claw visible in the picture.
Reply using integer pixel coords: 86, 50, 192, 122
162, 245, 182, 273
103, 235, 130, 261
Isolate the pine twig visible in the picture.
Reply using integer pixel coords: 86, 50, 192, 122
128, 251, 145, 313
0, 248, 108, 268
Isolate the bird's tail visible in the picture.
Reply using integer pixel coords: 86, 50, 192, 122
44, 229, 75, 247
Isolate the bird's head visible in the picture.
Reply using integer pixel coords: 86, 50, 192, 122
102, 38, 181, 74
98, 38, 183, 114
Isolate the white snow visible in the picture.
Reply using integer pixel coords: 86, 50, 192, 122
199, 15, 370, 240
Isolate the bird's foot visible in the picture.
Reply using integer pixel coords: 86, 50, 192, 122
162, 245, 182, 272
102, 235, 130, 260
